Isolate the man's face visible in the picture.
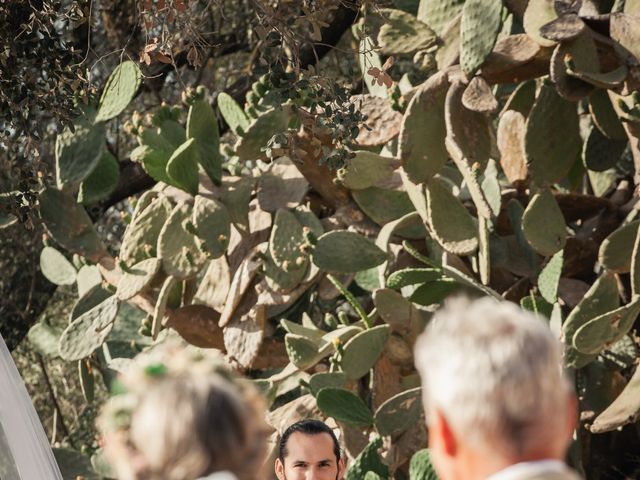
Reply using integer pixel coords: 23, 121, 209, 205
275, 431, 344, 480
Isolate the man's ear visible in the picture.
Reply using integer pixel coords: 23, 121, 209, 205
432, 408, 458, 457
337, 457, 346, 479
275, 458, 286, 480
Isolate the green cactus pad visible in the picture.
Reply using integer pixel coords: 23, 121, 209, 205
435, 11, 462, 69
95, 61, 142, 122
426, 177, 478, 256
549, 32, 598, 101
521, 189, 566, 256
78, 151, 119, 205
352, 187, 426, 239
631, 227, 640, 296
417, 0, 465, 36
158, 203, 207, 279
442, 261, 500, 298
166, 138, 200, 196
187, 99, 222, 185
409, 279, 459, 306
234, 106, 292, 161
377, 8, 437, 55
598, 220, 640, 273
316, 387, 374, 427
152, 276, 177, 340
130, 145, 172, 185
525, 83, 581, 185
40, 246, 77, 286
269, 209, 307, 271
399, 71, 449, 184
338, 151, 400, 190
582, 125, 627, 172
293, 205, 324, 238
386, 268, 442, 289
313, 231, 387, 273
590, 365, 640, 433
71, 285, 112, 321
55, 114, 106, 189
410, 449, 439, 480
308, 372, 347, 395
374, 288, 430, 332
263, 247, 307, 293
459, 0, 503, 78
115, 257, 161, 300
192, 196, 231, 259
374, 387, 422, 437
221, 176, 255, 231
345, 437, 388, 480
563, 273, 619, 369
120, 195, 172, 264
285, 334, 325, 370
280, 318, 323, 340
567, 65, 628, 90
39, 188, 106, 262
217, 92, 250, 135
341, 325, 391, 379
538, 250, 564, 303
588, 89, 627, 141
59, 295, 119, 361
502, 79, 536, 116
523, 0, 558, 47
76, 265, 102, 297
573, 297, 640, 355
28, 321, 64, 358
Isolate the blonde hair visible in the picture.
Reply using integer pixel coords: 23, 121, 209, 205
98, 342, 269, 480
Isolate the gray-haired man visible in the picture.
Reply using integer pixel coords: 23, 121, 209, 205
414, 297, 580, 480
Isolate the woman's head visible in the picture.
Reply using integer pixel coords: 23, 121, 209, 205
98, 343, 269, 480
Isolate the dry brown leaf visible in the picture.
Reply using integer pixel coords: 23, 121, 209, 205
223, 287, 266, 368
219, 247, 262, 328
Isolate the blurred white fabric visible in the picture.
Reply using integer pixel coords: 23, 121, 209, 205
0, 333, 63, 480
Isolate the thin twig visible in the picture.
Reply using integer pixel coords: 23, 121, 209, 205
36, 353, 74, 447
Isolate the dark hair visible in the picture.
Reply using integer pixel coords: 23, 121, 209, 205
278, 419, 341, 464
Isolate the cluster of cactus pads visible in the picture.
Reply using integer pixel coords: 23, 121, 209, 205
28, 0, 640, 477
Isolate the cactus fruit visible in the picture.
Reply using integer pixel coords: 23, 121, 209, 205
316, 388, 374, 427
313, 231, 387, 273
598, 220, 640, 273
186, 98, 222, 185
217, 92, 250, 135
525, 83, 581, 185
425, 176, 478, 256
522, 189, 567, 256
588, 89, 627, 141
459, 0, 503, 78
337, 151, 400, 190
538, 250, 564, 303
398, 71, 449, 184
417, 0, 465, 36
374, 387, 422, 436
78, 151, 119, 205
39, 188, 106, 262
523, 0, 558, 47
377, 9, 437, 55
95, 60, 142, 122
157, 203, 207, 279
166, 138, 200, 196
40, 246, 77, 286
192, 196, 231, 259
59, 295, 120, 361
116, 257, 161, 300
55, 113, 106, 189
341, 325, 391, 379
582, 125, 627, 172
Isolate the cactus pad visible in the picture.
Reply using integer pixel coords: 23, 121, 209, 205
374, 387, 422, 436
192, 196, 231, 259
357, 37, 387, 99
386, 268, 442, 289
398, 71, 449, 183
598, 220, 640, 273
426, 177, 478, 256
187, 99, 222, 184
417, 0, 465, 36
166, 138, 200, 196
152, 276, 177, 340
39, 188, 106, 262
459, 0, 503, 78
269, 209, 307, 271
76, 265, 102, 297
549, 32, 598, 101
525, 83, 581, 185
590, 365, 640, 433
409, 279, 459, 306
58, 295, 119, 361
352, 95, 403, 147
522, 189, 566, 256
538, 249, 564, 303
165, 304, 224, 349
130, 145, 172, 185
217, 92, 250, 135
341, 325, 391, 379
582, 125, 627, 172
338, 151, 400, 190
95, 61, 142, 122
497, 110, 529, 184
158, 203, 207, 279
285, 334, 325, 370
40, 246, 77, 286
55, 115, 106, 189
523, 0, 558, 47
257, 157, 308, 212
120, 195, 172, 264
308, 372, 347, 395
78, 151, 119, 205
312, 231, 387, 273
345, 437, 388, 480
316, 388, 374, 426
115, 257, 161, 300
588, 89, 627, 141
234, 107, 292, 161
409, 449, 439, 480
377, 9, 437, 55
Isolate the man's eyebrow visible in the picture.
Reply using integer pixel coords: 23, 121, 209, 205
317, 459, 334, 465
292, 460, 308, 465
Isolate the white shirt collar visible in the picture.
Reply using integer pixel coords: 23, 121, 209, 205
486, 460, 569, 480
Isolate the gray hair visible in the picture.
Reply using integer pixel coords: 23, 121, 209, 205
414, 297, 571, 458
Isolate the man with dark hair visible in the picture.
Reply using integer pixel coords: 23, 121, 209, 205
275, 419, 345, 480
